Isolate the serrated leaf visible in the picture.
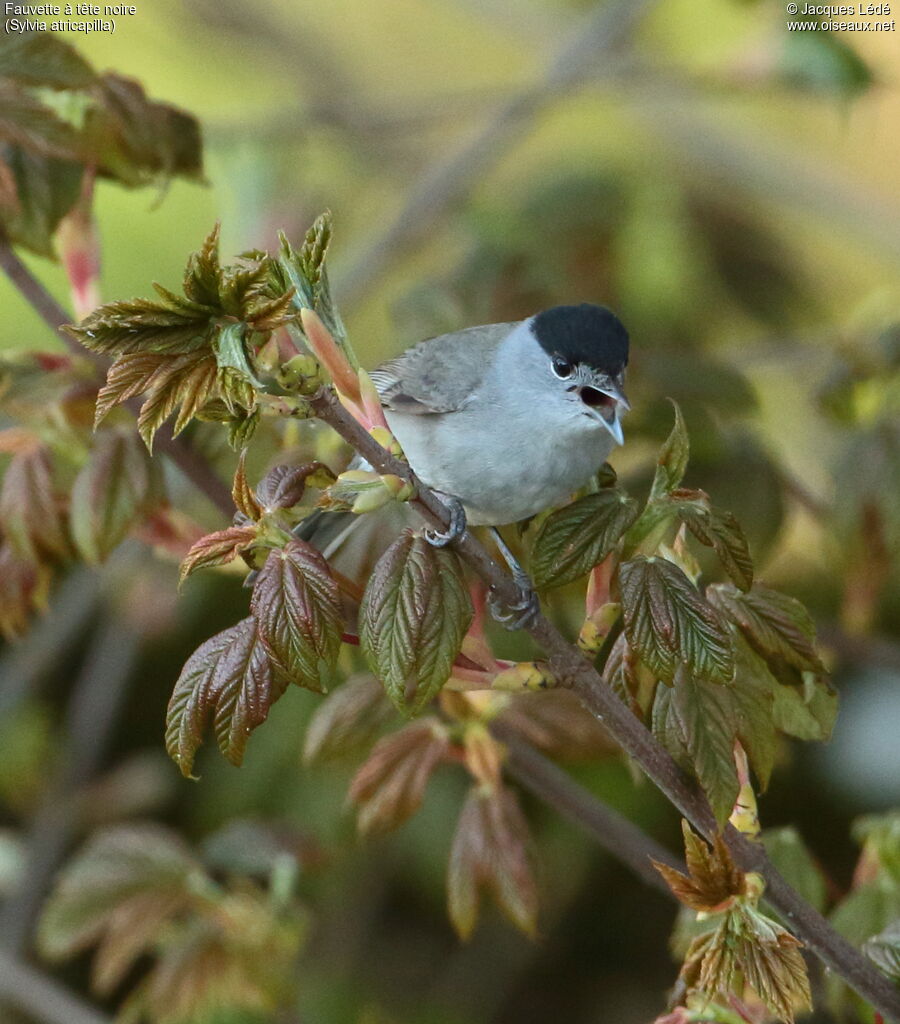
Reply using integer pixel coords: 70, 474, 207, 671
734, 906, 811, 1023
182, 223, 220, 306
675, 499, 754, 592
0, 446, 67, 561
232, 450, 261, 521
66, 297, 213, 357
255, 462, 336, 512
761, 827, 827, 914
348, 718, 449, 834
359, 532, 473, 716
37, 824, 197, 962
165, 618, 286, 775
303, 674, 392, 765
707, 583, 824, 674
178, 526, 258, 586
448, 786, 538, 940
618, 556, 734, 685
650, 399, 689, 499
651, 684, 693, 772
729, 636, 778, 790
654, 820, 745, 913
70, 430, 161, 564
863, 921, 900, 982
531, 489, 638, 589
134, 349, 219, 450
771, 675, 837, 742
671, 667, 740, 826
250, 541, 343, 693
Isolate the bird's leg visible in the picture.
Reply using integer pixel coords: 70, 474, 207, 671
486, 527, 540, 630
424, 492, 468, 547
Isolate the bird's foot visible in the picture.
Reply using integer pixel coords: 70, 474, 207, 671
487, 526, 541, 630
424, 493, 467, 547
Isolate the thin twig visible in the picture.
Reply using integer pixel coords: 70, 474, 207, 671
0, 234, 234, 518
309, 386, 900, 1023
334, 0, 657, 306
0, 950, 111, 1024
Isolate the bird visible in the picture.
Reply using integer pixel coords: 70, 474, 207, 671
277, 303, 630, 627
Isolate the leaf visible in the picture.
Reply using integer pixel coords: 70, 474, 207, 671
86, 72, 204, 188
650, 399, 689, 499
531, 489, 638, 589
255, 462, 337, 512
134, 350, 220, 450
618, 556, 734, 685
734, 906, 812, 1023
70, 430, 161, 564
250, 541, 344, 693
0, 147, 83, 256
0, 81, 85, 161
771, 675, 837, 742
278, 211, 349, 347
729, 636, 778, 790
761, 827, 827, 914
359, 532, 474, 716
37, 824, 198, 962
0, 542, 48, 639
653, 820, 745, 913
165, 617, 286, 775
215, 321, 264, 388
66, 297, 213, 358
182, 223, 221, 306
178, 526, 258, 586
863, 921, 900, 982
303, 674, 392, 765
671, 667, 740, 826
496, 690, 612, 760
674, 498, 754, 592
232, 449, 262, 522
0, 33, 97, 90
348, 718, 449, 834
0, 446, 68, 561
707, 583, 824, 674
447, 786, 538, 940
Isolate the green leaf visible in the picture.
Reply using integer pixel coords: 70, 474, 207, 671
348, 718, 449, 834
165, 617, 286, 776
831, 880, 900, 947
66, 297, 213, 358
729, 636, 778, 790
531, 488, 639, 589
250, 540, 344, 693
0, 148, 83, 257
650, 399, 689, 499
672, 667, 740, 827
650, 684, 693, 771
70, 430, 160, 564
618, 556, 734, 685
215, 321, 264, 388
0, 446, 68, 561
863, 922, 900, 982
182, 223, 221, 307
0, 33, 97, 90
761, 827, 827, 914
0, 81, 86, 160
771, 676, 837, 742
674, 496, 754, 592
707, 583, 824, 674
448, 786, 538, 940
359, 532, 473, 717
37, 824, 197, 962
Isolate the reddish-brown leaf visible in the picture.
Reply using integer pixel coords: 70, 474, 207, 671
255, 462, 336, 512
250, 541, 343, 693
232, 449, 261, 522
178, 525, 258, 586
653, 820, 745, 914
348, 718, 449, 834
447, 786, 538, 940
0, 446, 67, 561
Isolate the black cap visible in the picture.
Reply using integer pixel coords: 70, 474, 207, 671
532, 303, 629, 375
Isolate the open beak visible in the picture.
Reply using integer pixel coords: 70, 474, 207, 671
578, 380, 629, 446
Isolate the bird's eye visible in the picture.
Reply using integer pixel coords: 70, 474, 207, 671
551, 356, 574, 379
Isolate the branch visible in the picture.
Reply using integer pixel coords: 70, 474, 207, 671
0, 234, 234, 519
333, 0, 658, 306
309, 387, 900, 1023
0, 951, 110, 1024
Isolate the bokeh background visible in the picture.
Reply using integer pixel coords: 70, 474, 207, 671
1, 0, 899, 1021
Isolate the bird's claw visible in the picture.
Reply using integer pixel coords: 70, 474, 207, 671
424, 493, 467, 547
488, 580, 540, 631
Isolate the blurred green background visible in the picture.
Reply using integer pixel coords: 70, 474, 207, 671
1, 0, 899, 1021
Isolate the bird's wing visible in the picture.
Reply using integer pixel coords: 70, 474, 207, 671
370, 322, 517, 414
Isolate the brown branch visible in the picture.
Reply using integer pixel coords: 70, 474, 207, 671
309, 387, 900, 1023
0, 234, 234, 519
